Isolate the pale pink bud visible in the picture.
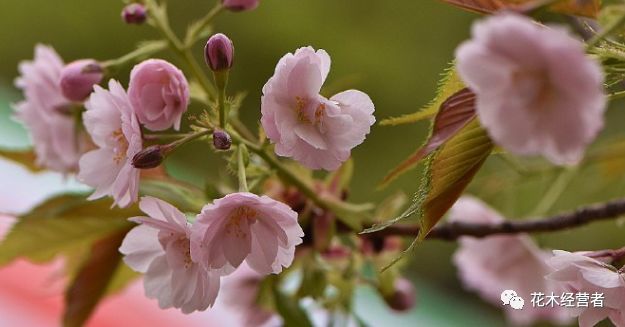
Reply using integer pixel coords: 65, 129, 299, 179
121, 3, 147, 24
59, 59, 103, 102
205, 33, 234, 72
222, 0, 260, 12
128, 59, 190, 131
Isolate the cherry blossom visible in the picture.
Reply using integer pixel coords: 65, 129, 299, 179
455, 14, 605, 165
261, 47, 375, 171
13, 44, 87, 173
191, 192, 303, 275
450, 197, 572, 325
78, 79, 142, 208
546, 250, 625, 327
119, 196, 221, 314
128, 59, 189, 131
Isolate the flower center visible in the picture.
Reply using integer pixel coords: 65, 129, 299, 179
111, 128, 129, 164
176, 236, 193, 269
512, 70, 553, 109
294, 96, 326, 127
225, 206, 258, 239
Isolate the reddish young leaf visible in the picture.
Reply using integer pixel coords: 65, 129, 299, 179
379, 88, 476, 187
63, 230, 129, 327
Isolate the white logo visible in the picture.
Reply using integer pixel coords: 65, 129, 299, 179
501, 290, 524, 310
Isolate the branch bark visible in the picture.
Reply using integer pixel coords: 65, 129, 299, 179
371, 198, 625, 240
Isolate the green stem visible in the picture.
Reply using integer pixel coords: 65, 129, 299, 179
588, 12, 625, 48
184, 3, 224, 46
530, 167, 578, 216
101, 40, 168, 70
231, 132, 328, 209
167, 129, 212, 150
237, 145, 249, 192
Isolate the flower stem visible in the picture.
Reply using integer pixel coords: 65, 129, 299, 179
184, 3, 224, 47
166, 129, 212, 150
587, 12, 625, 48
237, 145, 249, 192
100, 40, 168, 70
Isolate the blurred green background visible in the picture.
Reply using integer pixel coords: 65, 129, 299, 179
1, 1, 624, 326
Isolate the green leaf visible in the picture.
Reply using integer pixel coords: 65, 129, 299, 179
414, 118, 493, 239
379, 88, 476, 187
274, 287, 314, 327
0, 148, 43, 172
0, 195, 136, 266
379, 64, 463, 126
139, 179, 206, 212
363, 118, 492, 238
63, 231, 127, 327
323, 197, 373, 231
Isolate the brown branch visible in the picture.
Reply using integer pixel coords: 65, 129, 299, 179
371, 198, 625, 241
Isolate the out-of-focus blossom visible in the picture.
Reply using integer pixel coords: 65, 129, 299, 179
546, 250, 625, 327
120, 197, 221, 314
205, 34, 234, 72
59, 59, 103, 102
383, 277, 417, 312
128, 59, 189, 131
261, 47, 375, 171
78, 80, 142, 208
221, 264, 281, 327
122, 3, 147, 24
450, 197, 572, 325
455, 14, 605, 165
13, 44, 87, 173
222, 0, 260, 12
191, 192, 303, 275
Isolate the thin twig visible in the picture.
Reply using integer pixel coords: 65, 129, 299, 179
371, 198, 625, 240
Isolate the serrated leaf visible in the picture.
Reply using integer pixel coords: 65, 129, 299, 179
379, 88, 476, 187
380, 64, 463, 126
415, 118, 493, 238
439, 0, 600, 18
0, 195, 136, 265
0, 148, 43, 172
63, 231, 127, 327
363, 118, 492, 236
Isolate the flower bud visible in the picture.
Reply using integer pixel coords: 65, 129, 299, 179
132, 145, 165, 169
384, 278, 416, 312
59, 59, 103, 102
222, 0, 260, 12
205, 33, 234, 72
212, 130, 232, 150
122, 3, 147, 24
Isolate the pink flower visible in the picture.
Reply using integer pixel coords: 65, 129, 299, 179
261, 47, 375, 171
450, 197, 572, 325
546, 250, 625, 327
78, 80, 142, 208
191, 192, 304, 275
128, 59, 189, 131
221, 264, 281, 326
119, 196, 221, 314
455, 14, 605, 165
13, 44, 87, 173
222, 0, 260, 12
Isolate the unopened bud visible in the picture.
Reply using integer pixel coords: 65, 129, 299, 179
122, 3, 147, 25
60, 60, 103, 102
384, 278, 416, 312
213, 130, 232, 150
132, 145, 165, 169
205, 33, 234, 72
222, 0, 260, 12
